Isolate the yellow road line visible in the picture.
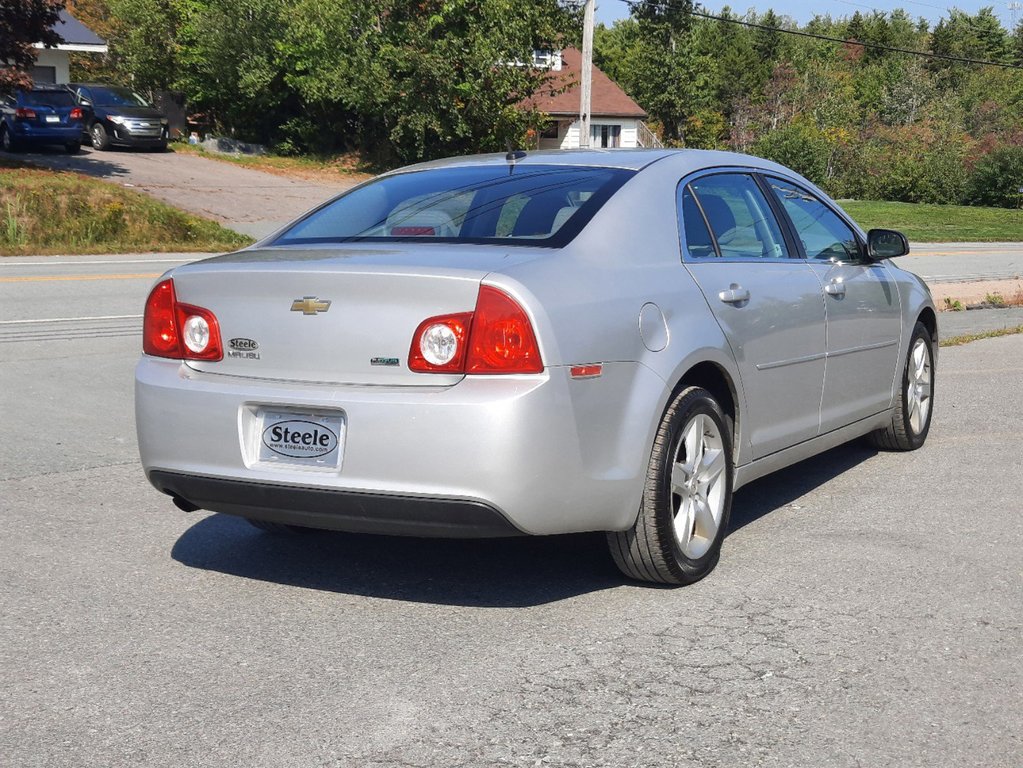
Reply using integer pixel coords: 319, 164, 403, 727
0, 273, 160, 283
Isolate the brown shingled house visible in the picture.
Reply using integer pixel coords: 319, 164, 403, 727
523, 48, 660, 149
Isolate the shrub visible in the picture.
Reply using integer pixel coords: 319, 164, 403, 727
967, 146, 1023, 208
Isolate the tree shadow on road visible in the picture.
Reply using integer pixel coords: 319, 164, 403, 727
170, 441, 878, 607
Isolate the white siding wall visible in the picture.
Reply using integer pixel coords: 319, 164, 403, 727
540, 118, 642, 150
32, 49, 71, 84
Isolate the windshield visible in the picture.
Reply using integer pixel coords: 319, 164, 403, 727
23, 90, 76, 107
273, 164, 635, 248
88, 87, 150, 107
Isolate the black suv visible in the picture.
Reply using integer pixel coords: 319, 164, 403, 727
69, 83, 168, 151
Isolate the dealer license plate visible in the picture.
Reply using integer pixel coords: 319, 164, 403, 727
45, 115, 60, 123
257, 409, 345, 469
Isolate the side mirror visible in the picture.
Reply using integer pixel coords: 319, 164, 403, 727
867, 229, 909, 261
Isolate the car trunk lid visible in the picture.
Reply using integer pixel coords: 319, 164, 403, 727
168, 245, 540, 386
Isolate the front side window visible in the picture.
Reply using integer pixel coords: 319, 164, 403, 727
685, 174, 790, 259
768, 178, 861, 262
273, 165, 635, 248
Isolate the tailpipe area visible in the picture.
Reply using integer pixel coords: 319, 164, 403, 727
172, 495, 201, 513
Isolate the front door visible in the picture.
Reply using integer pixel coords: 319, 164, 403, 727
765, 177, 902, 432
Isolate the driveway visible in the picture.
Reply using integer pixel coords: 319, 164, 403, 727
18, 145, 355, 240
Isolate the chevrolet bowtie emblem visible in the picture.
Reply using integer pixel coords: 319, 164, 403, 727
291, 296, 331, 315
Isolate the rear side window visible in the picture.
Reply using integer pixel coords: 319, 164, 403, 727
767, 178, 861, 262
685, 174, 790, 259
273, 165, 635, 248
22, 90, 76, 107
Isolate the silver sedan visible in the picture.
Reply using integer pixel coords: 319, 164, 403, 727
135, 149, 936, 585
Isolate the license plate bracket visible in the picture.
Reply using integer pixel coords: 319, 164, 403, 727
256, 409, 345, 470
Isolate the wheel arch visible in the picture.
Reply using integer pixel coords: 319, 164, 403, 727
670, 359, 741, 462
917, 305, 938, 346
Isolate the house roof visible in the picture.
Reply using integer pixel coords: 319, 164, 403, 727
523, 48, 647, 120
34, 10, 108, 51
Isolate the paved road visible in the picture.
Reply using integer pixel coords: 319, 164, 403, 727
18, 145, 354, 240
903, 242, 1022, 283
1, 257, 1021, 767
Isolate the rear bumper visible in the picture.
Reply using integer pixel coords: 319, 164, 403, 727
150, 470, 522, 537
136, 357, 663, 536
11, 124, 82, 143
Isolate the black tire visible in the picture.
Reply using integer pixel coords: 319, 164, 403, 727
870, 321, 934, 451
1, 125, 19, 153
65, 141, 81, 154
90, 122, 110, 150
608, 386, 734, 585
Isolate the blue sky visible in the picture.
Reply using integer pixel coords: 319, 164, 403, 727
594, 1, 1022, 29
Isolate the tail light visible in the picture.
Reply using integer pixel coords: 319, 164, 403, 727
70, 107, 84, 120
409, 286, 543, 375
14, 108, 37, 119
143, 278, 223, 361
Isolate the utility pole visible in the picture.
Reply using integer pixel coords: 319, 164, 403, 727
579, 0, 594, 149
1009, 1, 1022, 27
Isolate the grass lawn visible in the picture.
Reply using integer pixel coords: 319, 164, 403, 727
0, 158, 252, 256
840, 200, 1023, 242
171, 142, 374, 185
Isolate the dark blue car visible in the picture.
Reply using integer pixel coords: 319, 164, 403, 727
1, 86, 90, 153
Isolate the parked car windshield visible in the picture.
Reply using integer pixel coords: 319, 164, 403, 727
273, 164, 635, 247
88, 86, 151, 107
23, 90, 77, 107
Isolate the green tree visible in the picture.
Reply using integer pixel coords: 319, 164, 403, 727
0, 0, 64, 93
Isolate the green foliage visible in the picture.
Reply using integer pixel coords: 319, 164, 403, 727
753, 122, 831, 184
967, 146, 1023, 208
1, 0, 65, 93
0, 163, 251, 255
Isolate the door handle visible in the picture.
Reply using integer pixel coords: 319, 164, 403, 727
824, 280, 846, 298
718, 284, 750, 305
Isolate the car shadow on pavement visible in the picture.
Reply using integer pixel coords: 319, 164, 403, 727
171, 440, 877, 607
728, 441, 877, 534
171, 515, 624, 608
17, 145, 136, 180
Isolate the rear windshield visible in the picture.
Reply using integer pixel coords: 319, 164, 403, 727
272, 164, 635, 248
23, 90, 76, 107
88, 87, 150, 107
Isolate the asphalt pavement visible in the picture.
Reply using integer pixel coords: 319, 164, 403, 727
1, 254, 1021, 767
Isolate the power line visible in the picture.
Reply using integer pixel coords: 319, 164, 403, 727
616, 0, 1023, 70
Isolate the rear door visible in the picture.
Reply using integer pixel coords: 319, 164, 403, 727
764, 177, 902, 432
680, 172, 827, 460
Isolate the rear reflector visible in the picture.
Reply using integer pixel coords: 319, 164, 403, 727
570, 365, 603, 378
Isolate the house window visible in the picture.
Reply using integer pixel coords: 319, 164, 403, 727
591, 124, 621, 148
32, 65, 57, 84
540, 121, 559, 139
532, 50, 562, 70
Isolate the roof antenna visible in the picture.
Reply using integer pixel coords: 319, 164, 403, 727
505, 139, 527, 164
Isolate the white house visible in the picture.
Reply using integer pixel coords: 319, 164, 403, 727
32, 10, 107, 84
522, 48, 660, 150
